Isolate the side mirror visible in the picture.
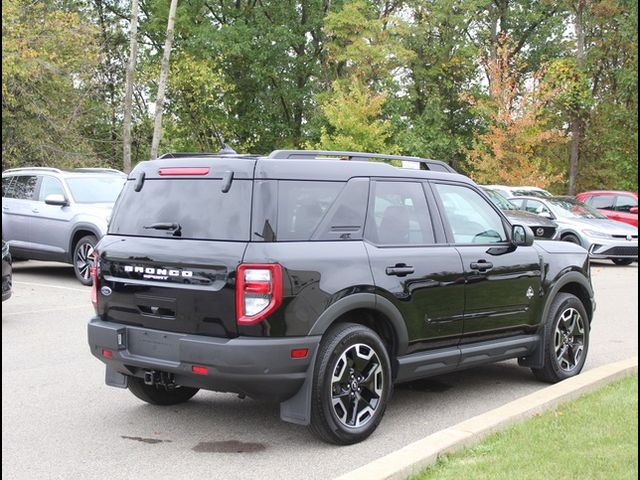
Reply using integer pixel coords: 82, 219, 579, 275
512, 224, 534, 247
538, 210, 553, 219
630, 207, 638, 215
44, 194, 68, 206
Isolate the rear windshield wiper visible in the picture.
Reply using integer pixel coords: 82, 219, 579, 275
143, 222, 182, 237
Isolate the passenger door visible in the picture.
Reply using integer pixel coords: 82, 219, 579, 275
431, 182, 543, 343
364, 180, 465, 353
30, 175, 75, 257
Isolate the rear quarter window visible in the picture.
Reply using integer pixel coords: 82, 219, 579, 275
252, 179, 371, 242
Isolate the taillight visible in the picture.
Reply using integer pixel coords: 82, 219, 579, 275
236, 264, 283, 325
90, 251, 99, 312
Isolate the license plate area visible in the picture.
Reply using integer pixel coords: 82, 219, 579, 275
127, 329, 180, 361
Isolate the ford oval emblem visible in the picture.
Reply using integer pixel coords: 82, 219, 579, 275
100, 286, 112, 296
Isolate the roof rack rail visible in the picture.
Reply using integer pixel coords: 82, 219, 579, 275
267, 150, 456, 173
158, 152, 220, 159
73, 168, 125, 174
2, 167, 64, 174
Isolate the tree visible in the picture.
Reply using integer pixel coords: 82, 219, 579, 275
310, 79, 397, 153
568, 0, 587, 195
150, 0, 178, 159
468, 45, 564, 188
122, 0, 139, 173
2, 0, 102, 168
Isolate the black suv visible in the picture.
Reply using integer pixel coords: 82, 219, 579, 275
88, 150, 595, 445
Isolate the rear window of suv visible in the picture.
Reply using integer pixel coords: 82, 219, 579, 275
108, 178, 252, 241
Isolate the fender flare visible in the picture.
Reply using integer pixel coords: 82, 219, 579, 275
540, 271, 594, 324
519, 271, 594, 369
308, 292, 409, 356
67, 224, 102, 263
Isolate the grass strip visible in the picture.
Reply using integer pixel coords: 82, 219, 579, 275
411, 374, 638, 480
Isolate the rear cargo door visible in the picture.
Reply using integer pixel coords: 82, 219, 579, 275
97, 159, 255, 338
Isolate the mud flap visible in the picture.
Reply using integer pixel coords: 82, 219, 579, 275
518, 324, 546, 369
279, 351, 317, 426
105, 367, 129, 388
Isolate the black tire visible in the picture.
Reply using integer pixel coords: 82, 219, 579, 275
561, 234, 581, 246
309, 322, 392, 445
612, 258, 634, 266
72, 235, 97, 285
532, 293, 590, 383
128, 377, 199, 406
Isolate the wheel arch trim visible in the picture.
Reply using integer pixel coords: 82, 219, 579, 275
308, 292, 409, 356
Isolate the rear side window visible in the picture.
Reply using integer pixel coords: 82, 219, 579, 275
365, 181, 435, 245
109, 179, 252, 241
252, 181, 348, 241
11, 176, 38, 200
278, 181, 343, 241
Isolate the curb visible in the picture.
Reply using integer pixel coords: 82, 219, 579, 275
334, 357, 638, 480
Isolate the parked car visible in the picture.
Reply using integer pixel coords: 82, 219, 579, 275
2, 240, 12, 302
88, 149, 595, 445
482, 187, 557, 239
576, 191, 638, 228
2, 167, 126, 284
483, 184, 553, 199
510, 196, 638, 265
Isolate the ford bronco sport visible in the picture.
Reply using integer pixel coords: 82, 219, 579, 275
88, 149, 595, 444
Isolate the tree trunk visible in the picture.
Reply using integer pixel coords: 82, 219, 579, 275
150, 0, 179, 159
568, 0, 586, 195
122, 0, 139, 174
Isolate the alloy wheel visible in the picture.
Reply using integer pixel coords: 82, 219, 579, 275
554, 307, 585, 372
75, 242, 94, 280
330, 343, 384, 428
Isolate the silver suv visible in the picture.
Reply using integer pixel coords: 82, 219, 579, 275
2, 167, 126, 284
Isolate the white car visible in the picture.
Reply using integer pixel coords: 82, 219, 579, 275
483, 185, 552, 199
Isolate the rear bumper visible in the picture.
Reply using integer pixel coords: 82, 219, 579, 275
88, 318, 320, 401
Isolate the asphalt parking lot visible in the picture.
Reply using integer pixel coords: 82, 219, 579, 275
2, 260, 638, 480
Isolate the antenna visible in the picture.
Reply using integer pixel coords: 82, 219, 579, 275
211, 123, 237, 155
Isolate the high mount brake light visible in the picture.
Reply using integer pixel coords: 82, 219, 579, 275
236, 264, 283, 325
158, 167, 210, 176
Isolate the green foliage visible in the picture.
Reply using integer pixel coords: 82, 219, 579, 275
542, 58, 594, 116
310, 79, 397, 153
2, 0, 102, 168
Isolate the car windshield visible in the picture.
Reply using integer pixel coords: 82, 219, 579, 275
483, 188, 517, 210
66, 176, 126, 204
548, 198, 608, 219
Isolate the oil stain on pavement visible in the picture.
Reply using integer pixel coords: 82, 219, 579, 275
121, 435, 172, 444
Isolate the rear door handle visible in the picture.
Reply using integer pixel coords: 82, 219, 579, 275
470, 260, 493, 272
385, 264, 415, 277
32, 208, 40, 213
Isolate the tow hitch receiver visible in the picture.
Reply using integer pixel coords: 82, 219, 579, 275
143, 370, 176, 390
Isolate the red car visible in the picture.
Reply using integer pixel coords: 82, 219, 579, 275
576, 191, 638, 227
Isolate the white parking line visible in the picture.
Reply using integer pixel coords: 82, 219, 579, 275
2, 304, 90, 316
13, 281, 88, 293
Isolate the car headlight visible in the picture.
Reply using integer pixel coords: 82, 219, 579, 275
582, 229, 610, 239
